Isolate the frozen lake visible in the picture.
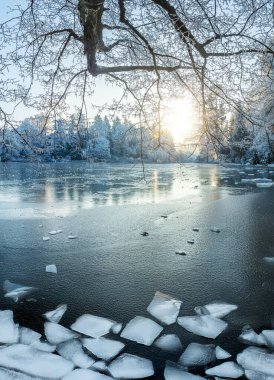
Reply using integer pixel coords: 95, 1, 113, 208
0, 161, 274, 378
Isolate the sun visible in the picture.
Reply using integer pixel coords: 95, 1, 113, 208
163, 97, 197, 144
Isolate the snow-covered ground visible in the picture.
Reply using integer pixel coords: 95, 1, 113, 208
0, 162, 274, 379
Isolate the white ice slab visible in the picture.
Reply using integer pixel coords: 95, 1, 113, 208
49, 230, 62, 235
261, 330, 274, 349
46, 265, 57, 274
4, 280, 36, 302
179, 342, 215, 366
61, 368, 114, 379
19, 327, 41, 345
245, 369, 274, 379
0, 310, 19, 344
43, 237, 50, 241
164, 361, 205, 379
194, 302, 238, 318
147, 291, 182, 325
82, 337, 124, 360
31, 340, 56, 352
0, 367, 42, 380
71, 314, 116, 338
120, 316, 163, 346
238, 326, 267, 346
237, 346, 274, 376
177, 315, 227, 338
44, 322, 79, 345
215, 346, 231, 359
0, 344, 73, 379
91, 361, 107, 371
154, 334, 182, 352
43, 304, 67, 323
68, 235, 77, 239
108, 353, 154, 379
206, 362, 244, 378
57, 339, 95, 368
111, 323, 123, 334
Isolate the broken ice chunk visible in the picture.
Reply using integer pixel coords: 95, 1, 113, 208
179, 342, 216, 367
57, 339, 95, 368
91, 361, 107, 372
164, 361, 205, 379
108, 353, 154, 379
154, 334, 182, 352
0, 310, 19, 344
206, 362, 244, 378
43, 237, 50, 241
111, 323, 123, 334
49, 230, 62, 235
82, 337, 125, 360
120, 316, 163, 346
194, 302, 238, 318
237, 346, 274, 376
4, 280, 36, 302
71, 314, 116, 338
0, 344, 73, 379
31, 340, 56, 352
19, 327, 41, 345
261, 330, 274, 349
177, 315, 227, 339
44, 322, 79, 345
0, 367, 42, 380
238, 325, 267, 346
211, 227, 220, 233
43, 304, 67, 323
62, 368, 114, 379
215, 346, 231, 359
245, 369, 274, 379
68, 235, 77, 239
147, 291, 182, 325
187, 240, 194, 244
46, 264, 57, 274
263, 257, 274, 264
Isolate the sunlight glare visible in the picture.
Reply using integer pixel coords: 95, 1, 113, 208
164, 97, 197, 144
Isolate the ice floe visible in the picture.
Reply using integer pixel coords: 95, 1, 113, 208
194, 302, 238, 318
0, 344, 73, 379
68, 235, 77, 239
260, 329, 274, 349
177, 315, 227, 338
238, 325, 267, 346
108, 353, 154, 379
215, 345, 231, 359
43, 236, 50, 241
4, 280, 36, 302
19, 327, 41, 345
0, 310, 19, 344
154, 334, 182, 352
120, 316, 163, 346
147, 291, 182, 325
237, 346, 274, 376
70, 314, 116, 338
205, 362, 244, 378
245, 369, 274, 379
43, 304, 67, 323
57, 339, 95, 368
49, 230, 62, 235
46, 264, 57, 274
164, 362, 205, 379
44, 322, 79, 345
31, 340, 56, 352
82, 337, 125, 360
111, 322, 123, 334
62, 368, 114, 380
179, 342, 216, 366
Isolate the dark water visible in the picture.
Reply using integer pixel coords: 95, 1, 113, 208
0, 162, 274, 378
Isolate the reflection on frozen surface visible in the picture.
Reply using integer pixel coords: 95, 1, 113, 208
0, 162, 273, 219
